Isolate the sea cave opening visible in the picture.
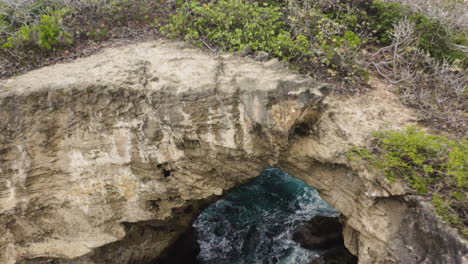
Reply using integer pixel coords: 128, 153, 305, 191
157, 168, 357, 264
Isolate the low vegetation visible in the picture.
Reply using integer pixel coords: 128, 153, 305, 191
349, 126, 467, 235
162, 0, 310, 61
0, 0, 170, 76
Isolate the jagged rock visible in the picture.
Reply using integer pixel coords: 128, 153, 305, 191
293, 216, 343, 249
0, 40, 466, 264
293, 216, 357, 264
153, 226, 200, 264
311, 246, 358, 264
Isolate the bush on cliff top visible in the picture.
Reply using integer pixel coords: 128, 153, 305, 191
162, 0, 310, 61
1, 8, 72, 51
0, 0, 169, 76
348, 126, 467, 235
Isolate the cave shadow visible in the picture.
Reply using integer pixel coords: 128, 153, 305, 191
154, 167, 357, 264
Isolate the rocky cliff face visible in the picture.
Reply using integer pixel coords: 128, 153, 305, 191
0, 40, 466, 264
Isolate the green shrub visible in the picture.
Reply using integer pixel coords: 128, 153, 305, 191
0, 14, 11, 37
349, 126, 466, 193
433, 194, 462, 226
163, 0, 464, 80
0, 0, 465, 93
282, 4, 368, 77
163, 0, 310, 61
409, 13, 467, 64
369, 0, 466, 64
369, 0, 403, 45
2, 9, 72, 51
348, 126, 467, 232
454, 31, 468, 46
446, 140, 468, 187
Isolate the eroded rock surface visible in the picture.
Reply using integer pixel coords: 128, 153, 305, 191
0, 40, 466, 264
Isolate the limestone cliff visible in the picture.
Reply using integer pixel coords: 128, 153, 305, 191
0, 40, 466, 264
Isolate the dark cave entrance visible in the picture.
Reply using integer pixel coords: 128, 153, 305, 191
155, 168, 357, 264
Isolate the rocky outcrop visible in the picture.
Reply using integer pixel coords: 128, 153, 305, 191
311, 246, 358, 264
293, 216, 357, 264
0, 40, 466, 264
279, 80, 468, 264
293, 216, 344, 249
153, 225, 200, 264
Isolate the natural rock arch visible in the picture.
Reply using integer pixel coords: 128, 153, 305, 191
0, 41, 466, 264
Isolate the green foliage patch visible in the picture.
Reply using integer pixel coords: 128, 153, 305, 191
2, 0, 465, 81
163, 0, 372, 80
409, 13, 467, 63
2, 9, 72, 51
287, 5, 367, 77
163, 0, 310, 61
163, 0, 466, 84
349, 126, 467, 234
0, 0, 171, 76
369, 0, 403, 45
370, 0, 467, 64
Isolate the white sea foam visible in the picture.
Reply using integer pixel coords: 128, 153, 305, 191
193, 168, 340, 264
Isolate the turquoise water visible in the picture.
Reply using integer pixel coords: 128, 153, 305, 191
193, 167, 340, 264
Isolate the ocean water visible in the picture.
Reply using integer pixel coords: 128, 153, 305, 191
193, 167, 340, 264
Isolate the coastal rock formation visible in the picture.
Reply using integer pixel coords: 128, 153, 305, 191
0, 40, 466, 264
293, 216, 344, 249
293, 215, 358, 264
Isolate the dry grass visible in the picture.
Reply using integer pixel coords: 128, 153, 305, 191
388, 0, 468, 30
370, 18, 467, 136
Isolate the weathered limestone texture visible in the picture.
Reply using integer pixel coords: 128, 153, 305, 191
0, 40, 466, 264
